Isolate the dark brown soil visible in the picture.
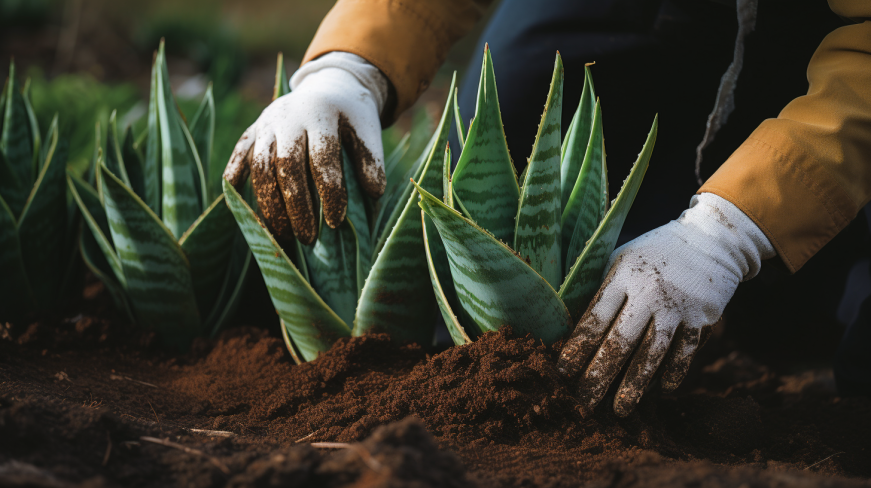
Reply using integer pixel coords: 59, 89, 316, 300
1, 296, 870, 487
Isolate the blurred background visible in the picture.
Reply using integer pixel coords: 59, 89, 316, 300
0, 0, 492, 177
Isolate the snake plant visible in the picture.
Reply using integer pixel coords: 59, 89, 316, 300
224, 53, 455, 362
417, 48, 657, 346
68, 41, 252, 349
0, 61, 77, 319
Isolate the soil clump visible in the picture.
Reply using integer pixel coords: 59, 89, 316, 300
1, 311, 870, 487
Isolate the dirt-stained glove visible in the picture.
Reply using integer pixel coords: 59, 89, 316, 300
223, 52, 388, 245
558, 193, 776, 417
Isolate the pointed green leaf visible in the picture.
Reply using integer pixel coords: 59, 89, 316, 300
354, 75, 457, 344
22, 80, 41, 174
372, 109, 434, 249
562, 101, 605, 275
372, 90, 446, 256
223, 178, 350, 361
383, 132, 410, 184
442, 144, 453, 208
101, 162, 202, 349
422, 211, 470, 345
78, 221, 135, 323
179, 194, 236, 318
144, 51, 161, 214
190, 85, 217, 200
416, 183, 572, 345
0, 149, 26, 224
106, 110, 133, 187
1, 62, 34, 213
514, 53, 563, 289
273, 52, 290, 100
0, 194, 36, 318
452, 87, 465, 150
343, 149, 372, 280
86, 122, 100, 186
68, 172, 125, 285
155, 44, 207, 238
122, 126, 147, 200
451, 47, 520, 243
301, 212, 359, 327
559, 116, 657, 321
560, 65, 597, 208
17, 122, 68, 309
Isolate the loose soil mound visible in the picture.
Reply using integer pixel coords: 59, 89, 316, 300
1, 313, 870, 487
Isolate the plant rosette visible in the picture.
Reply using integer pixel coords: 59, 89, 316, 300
417, 47, 657, 347
68, 40, 251, 350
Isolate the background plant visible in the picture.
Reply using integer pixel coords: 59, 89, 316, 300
418, 48, 657, 346
68, 41, 251, 349
0, 60, 78, 319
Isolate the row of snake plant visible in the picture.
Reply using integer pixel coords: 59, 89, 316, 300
224, 47, 656, 361
68, 41, 251, 349
1, 61, 78, 319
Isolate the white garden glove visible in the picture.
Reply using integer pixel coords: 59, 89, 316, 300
224, 52, 388, 245
558, 193, 776, 417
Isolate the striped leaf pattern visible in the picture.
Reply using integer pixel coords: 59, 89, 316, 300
561, 101, 605, 275
559, 116, 658, 321
17, 118, 68, 309
144, 54, 162, 213
68, 172, 125, 286
451, 46, 520, 243
514, 53, 564, 289
354, 74, 457, 344
154, 42, 206, 238
422, 211, 470, 345
416, 183, 571, 345
122, 127, 147, 201
301, 213, 359, 327
101, 163, 202, 349
224, 178, 350, 361
343, 149, 372, 281
179, 194, 237, 319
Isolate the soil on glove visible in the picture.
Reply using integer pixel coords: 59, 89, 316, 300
1, 293, 870, 487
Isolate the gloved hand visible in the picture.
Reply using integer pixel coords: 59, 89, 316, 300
223, 52, 389, 245
558, 193, 776, 416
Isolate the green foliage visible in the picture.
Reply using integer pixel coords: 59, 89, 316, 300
225, 48, 657, 360
419, 50, 658, 345
0, 61, 77, 319
26, 72, 140, 177
70, 41, 251, 349
224, 56, 458, 361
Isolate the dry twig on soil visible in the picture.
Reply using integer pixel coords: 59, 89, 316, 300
139, 436, 231, 474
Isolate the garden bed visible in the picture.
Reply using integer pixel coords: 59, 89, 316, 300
1, 286, 870, 488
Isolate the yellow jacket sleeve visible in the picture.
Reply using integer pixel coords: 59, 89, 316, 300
302, 0, 492, 122
700, 1, 871, 272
